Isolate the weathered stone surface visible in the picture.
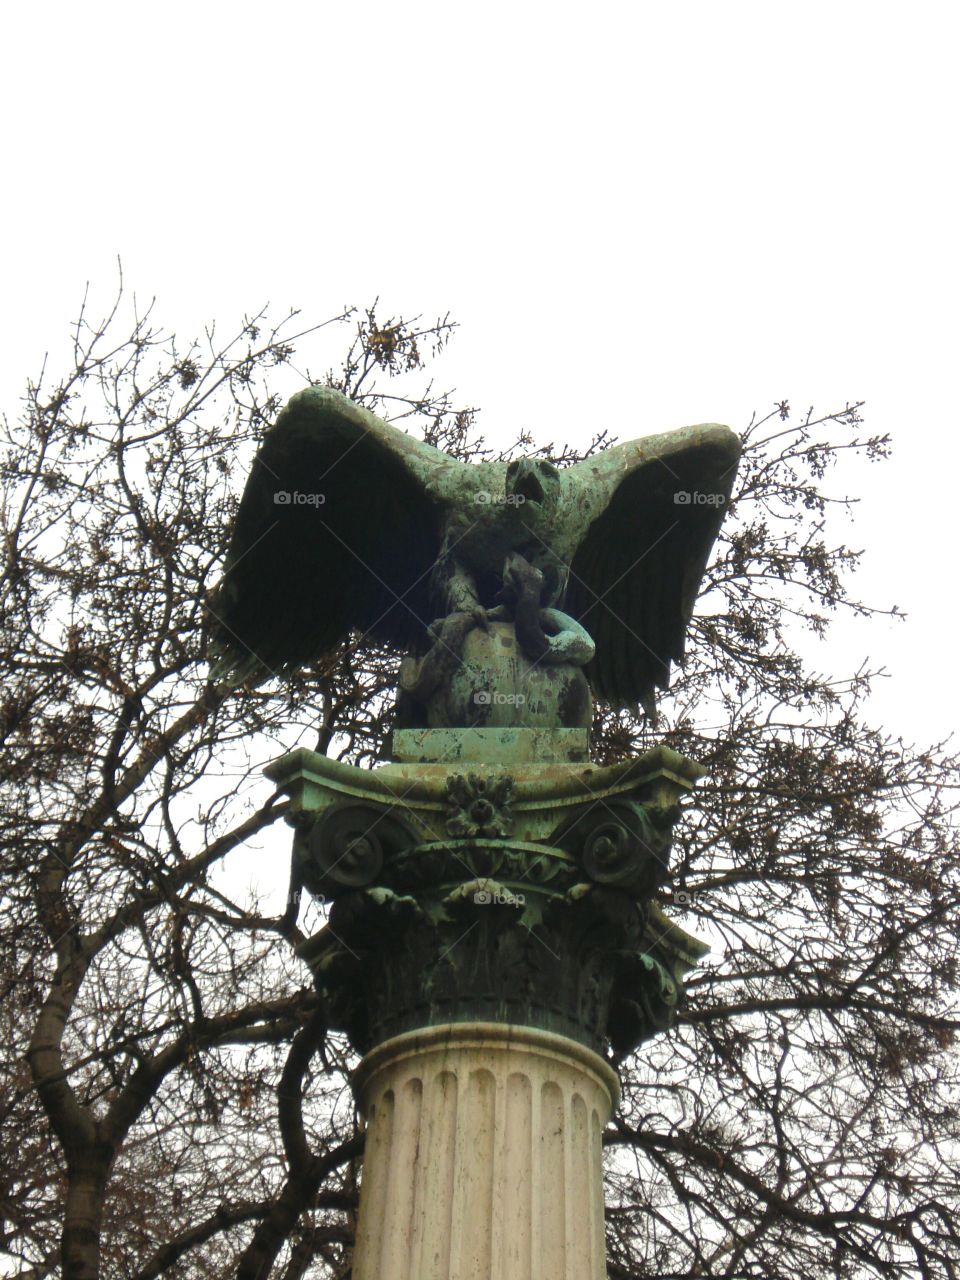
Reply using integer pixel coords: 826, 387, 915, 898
298, 877, 704, 1058
266, 739, 705, 853
350, 1023, 618, 1280
223, 388, 740, 1278
268, 734, 708, 1060
391, 726, 591, 765
397, 618, 594, 731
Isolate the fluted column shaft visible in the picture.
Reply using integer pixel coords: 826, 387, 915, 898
350, 1022, 619, 1280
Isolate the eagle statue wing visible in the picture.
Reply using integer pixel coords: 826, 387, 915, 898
559, 424, 741, 713
209, 387, 474, 680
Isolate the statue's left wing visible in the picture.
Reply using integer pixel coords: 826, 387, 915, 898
560, 424, 741, 714
209, 387, 462, 681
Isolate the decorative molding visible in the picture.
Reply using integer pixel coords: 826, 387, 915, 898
271, 735, 708, 1060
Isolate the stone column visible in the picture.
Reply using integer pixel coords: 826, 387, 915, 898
270, 731, 709, 1278
350, 1022, 619, 1280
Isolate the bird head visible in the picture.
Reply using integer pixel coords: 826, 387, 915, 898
505, 457, 561, 509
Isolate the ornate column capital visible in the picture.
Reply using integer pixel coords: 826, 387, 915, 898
266, 731, 708, 1060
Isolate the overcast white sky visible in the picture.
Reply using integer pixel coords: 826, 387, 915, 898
2, 0, 957, 749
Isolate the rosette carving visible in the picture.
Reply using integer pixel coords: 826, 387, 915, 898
445, 773, 515, 838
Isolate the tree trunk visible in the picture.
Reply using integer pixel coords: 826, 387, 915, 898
62, 1161, 109, 1280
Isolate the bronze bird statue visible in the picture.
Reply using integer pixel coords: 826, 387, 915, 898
210, 387, 740, 724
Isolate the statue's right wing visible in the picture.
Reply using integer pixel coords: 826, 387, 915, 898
208, 388, 463, 681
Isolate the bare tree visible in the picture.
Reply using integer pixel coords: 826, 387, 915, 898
1, 285, 957, 1278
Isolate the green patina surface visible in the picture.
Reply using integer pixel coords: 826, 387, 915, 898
214, 387, 741, 718
392, 725, 591, 765
219, 388, 740, 1061
267, 728, 709, 1060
